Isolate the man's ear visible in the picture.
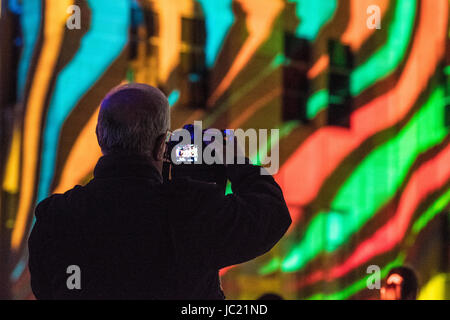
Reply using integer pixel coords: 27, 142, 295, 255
153, 133, 166, 161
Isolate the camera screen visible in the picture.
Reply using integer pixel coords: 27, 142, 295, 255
175, 144, 198, 163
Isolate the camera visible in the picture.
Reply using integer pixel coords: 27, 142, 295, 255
163, 124, 232, 193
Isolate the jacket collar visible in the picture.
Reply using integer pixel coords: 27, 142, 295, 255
93, 154, 163, 183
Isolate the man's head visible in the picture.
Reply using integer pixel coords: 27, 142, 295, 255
96, 83, 170, 171
380, 266, 419, 300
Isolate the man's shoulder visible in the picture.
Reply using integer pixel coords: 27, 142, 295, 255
35, 185, 84, 218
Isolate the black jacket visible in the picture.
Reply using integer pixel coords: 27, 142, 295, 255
28, 154, 291, 299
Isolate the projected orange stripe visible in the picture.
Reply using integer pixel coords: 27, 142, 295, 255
307, 55, 329, 79
11, 0, 73, 250
53, 108, 102, 194
297, 143, 450, 289
155, 1, 181, 83
152, 0, 196, 83
277, 0, 448, 225
308, 0, 390, 79
207, 0, 284, 107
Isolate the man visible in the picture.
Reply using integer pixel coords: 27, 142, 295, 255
380, 266, 419, 300
28, 83, 291, 299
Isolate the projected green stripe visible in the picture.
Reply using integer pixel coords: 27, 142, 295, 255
259, 257, 281, 276
306, 254, 405, 300
412, 188, 450, 234
281, 87, 447, 272
307, 89, 329, 119
307, 0, 417, 119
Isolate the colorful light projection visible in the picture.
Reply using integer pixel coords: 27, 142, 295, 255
1, 0, 448, 300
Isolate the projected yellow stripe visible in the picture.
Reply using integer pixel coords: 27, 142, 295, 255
419, 273, 449, 300
3, 127, 21, 193
11, 0, 73, 250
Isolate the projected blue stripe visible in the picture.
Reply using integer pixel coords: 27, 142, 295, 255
17, 0, 41, 98
288, 0, 337, 40
168, 89, 180, 107
37, 0, 130, 202
198, 0, 234, 68
11, 257, 26, 281
8, 0, 22, 14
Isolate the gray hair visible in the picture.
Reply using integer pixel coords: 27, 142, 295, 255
97, 83, 170, 156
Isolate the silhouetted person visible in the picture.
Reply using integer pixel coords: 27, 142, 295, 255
28, 83, 291, 299
380, 266, 419, 300
257, 293, 284, 300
